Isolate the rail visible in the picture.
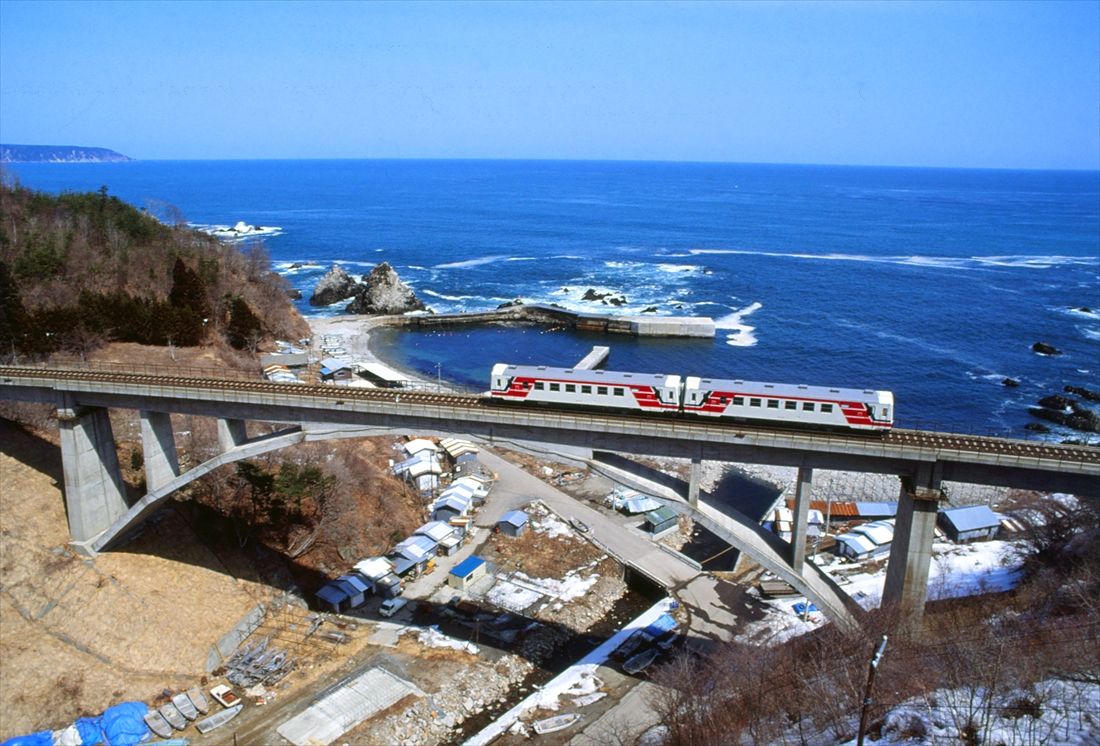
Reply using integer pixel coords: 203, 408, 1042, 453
3, 365, 1098, 468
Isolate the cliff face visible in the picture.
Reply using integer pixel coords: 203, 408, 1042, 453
0, 144, 132, 163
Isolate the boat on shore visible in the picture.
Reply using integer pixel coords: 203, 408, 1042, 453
172, 692, 199, 720
623, 647, 659, 674
159, 702, 187, 730
143, 710, 174, 739
186, 686, 210, 714
532, 712, 581, 734
196, 703, 244, 734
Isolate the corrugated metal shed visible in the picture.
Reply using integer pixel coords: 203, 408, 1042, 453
852, 520, 894, 546
394, 535, 436, 562
500, 510, 529, 528
835, 533, 877, 559
623, 496, 662, 514
404, 438, 439, 456
855, 502, 899, 518
354, 557, 394, 580
940, 505, 1001, 533
450, 556, 486, 579
787, 500, 861, 518
415, 521, 455, 543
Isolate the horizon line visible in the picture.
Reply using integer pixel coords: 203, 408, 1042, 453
2, 152, 1098, 174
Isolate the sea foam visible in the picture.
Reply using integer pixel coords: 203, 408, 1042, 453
716, 301, 762, 347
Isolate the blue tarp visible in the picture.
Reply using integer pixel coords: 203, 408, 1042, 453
74, 717, 103, 745
643, 613, 678, 639
100, 702, 149, 746
0, 731, 53, 746
792, 602, 819, 616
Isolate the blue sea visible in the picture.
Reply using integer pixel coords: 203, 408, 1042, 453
6, 160, 1099, 437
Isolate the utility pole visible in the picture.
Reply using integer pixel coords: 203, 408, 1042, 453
857, 634, 888, 746
435, 362, 442, 392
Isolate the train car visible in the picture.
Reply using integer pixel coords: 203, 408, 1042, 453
489, 363, 682, 413
682, 376, 894, 430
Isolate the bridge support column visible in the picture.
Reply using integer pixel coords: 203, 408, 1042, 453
791, 466, 813, 574
883, 474, 944, 630
139, 410, 180, 491
58, 398, 128, 549
217, 418, 248, 451
687, 454, 702, 508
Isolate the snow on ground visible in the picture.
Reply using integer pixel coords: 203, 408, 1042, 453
486, 568, 601, 612
402, 624, 480, 655
739, 539, 1026, 644
840, 678, 1100, 746
528, 509, 574, 539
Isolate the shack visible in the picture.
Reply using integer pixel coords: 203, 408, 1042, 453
353, 557, 403, 598
336, 574, 371, 609
938, 505, 1002, 543
316, 582, 349, 613
448, 556, 488, 591
643, 506, 679, 536
415, 521, 461, 555
433, 493, 474, 522
319, 358, 354, 383
498, 510, 529, 538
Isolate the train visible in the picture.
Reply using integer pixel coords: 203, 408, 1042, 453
488, 363, 894, 432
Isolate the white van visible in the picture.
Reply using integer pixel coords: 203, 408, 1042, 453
379, 597, 409, 618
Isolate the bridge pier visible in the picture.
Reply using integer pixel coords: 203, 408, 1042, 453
882, 471, 945, 630
57, 397, 128, 550
139, 410, 180, 491
217, 418, 249, 451
687, 453, 702, 507
791, 466, 813, 574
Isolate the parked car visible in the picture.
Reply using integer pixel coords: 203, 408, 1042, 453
379, 597, 409, 618
570, 517, 591, 533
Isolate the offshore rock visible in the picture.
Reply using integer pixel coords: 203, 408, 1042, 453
310, 265, 357, 306
1024, 422, 1051, 433
497, 298, 525, 309
1037, 395, 1074, 411
1065, 385, 1100, 402
1001, 378, 1020, 388
1031, 341, 1062, 356
345, 262, 426, 315
1029, 402, 1100, 433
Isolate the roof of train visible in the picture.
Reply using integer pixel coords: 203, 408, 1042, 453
492, 363, 679, 388
685, 376, 892, 404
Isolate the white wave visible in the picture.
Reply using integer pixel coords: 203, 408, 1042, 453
1063, 306, 1100, 321
434, 255, 512, 269
549, 254, 584, 260
687, 248, 1097, 271
506, 257, 536, 262
657, 263, 700, 274
420, 288, 486, 302
406, 265, 428, 271
274, 261, 323, 272
1081, 327, 1100, 342
716, 301, 762, 347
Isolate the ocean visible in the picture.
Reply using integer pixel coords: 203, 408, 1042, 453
5, 159, 1098, 438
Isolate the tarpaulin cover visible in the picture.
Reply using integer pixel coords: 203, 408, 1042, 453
74, 717, 103, 745
99, 702, 149, 746
643, 614, 678, 638
0, 731, 53, 746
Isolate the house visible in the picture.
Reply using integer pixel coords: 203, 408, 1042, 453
834, 532, 879, 561
432, 493, 474, 522
623, 495, 662, 515
390, 535, 437, 577
353, 557, 403, 598
336, 574, 371, 609
448, 556, 488, 591
319, 357, 354, 383
850, 520, 895, 547
415, 521, 461, 555
440, 438, 479, 459
315, 582, 349, 613
643, 506, 679, 536
938, 505, 1002, 543
498, 510, 529, 538
453, 452, 486, 477
404, 438, 439, 457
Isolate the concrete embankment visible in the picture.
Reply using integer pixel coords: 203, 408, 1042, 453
387, 303, 716, 338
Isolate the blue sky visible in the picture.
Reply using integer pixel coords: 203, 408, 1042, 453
1, 0, 1097, 168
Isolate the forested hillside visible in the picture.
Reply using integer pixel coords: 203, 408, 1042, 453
0, 182, 307, 358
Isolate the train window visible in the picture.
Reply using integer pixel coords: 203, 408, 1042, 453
566, 384, 576, 393
719, 396, 728, 405
767, 400, 779, 409
882, 407, 890, 419
598, 386, 608, 395
785, 401, 797, 410
749, 398, 761, 407
821, 403, 834, 413
534, 382, 544, 390
549, 383, 560, 392
614, 388, 625, 396
581, 385, 591, 394
733, 396, 744, 406
803, 402, 815, 411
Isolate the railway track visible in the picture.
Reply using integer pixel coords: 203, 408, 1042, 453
2, 365, 1098, 465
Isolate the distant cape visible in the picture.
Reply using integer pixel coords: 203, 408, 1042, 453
0, 144, 132, 163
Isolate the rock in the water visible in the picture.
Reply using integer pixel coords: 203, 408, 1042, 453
1031, 341, 1062, 356
1037, 395, 1074, 411
1065, 385, 1100, 402
1076, 306, 1093, 314
497, 298, 524, 309
581, 288, 606, 301
310, 264, 358, 306
345, 262, 426, 315
1001, 378, 1020, 388
602, 295, 627, 306
1024, 422, 1051, 433
1029, 402, 1100, 433
641, 306, 658, 313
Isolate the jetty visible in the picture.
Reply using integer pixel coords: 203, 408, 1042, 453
388, 303, 715, 338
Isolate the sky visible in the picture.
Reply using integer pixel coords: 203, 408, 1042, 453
0, 0, 1098, 169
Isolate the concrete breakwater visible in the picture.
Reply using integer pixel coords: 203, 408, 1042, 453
386, 303, 716, 338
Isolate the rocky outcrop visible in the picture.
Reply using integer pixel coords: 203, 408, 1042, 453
497, 298, 525, 309
1029, 393, 1100, 434
1032, 341, 1062, 356
345, 262, 426, 315
310, 265, 358, 306
580, 288, 627, 306
1001, 378, 1020, 388
1065, 385, 1100, 402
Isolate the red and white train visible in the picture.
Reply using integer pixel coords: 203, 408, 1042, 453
488, 363, 894, 432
